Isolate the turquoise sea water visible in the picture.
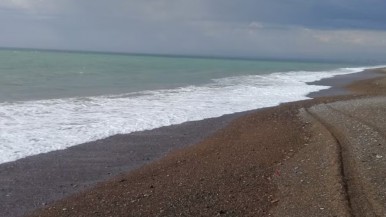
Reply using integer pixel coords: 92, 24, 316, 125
0, 49, 378, 164
0, 49, 351, 102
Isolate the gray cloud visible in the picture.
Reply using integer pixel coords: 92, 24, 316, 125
1, 0, 386, 62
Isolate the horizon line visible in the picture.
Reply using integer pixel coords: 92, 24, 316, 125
0, 46, 371, 65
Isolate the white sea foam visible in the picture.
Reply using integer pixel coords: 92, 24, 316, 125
0, 67, 375, 163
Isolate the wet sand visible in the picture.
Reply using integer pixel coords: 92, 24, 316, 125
2, 69, 386, 216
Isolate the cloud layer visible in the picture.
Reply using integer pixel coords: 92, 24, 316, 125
1, 0, 386, 61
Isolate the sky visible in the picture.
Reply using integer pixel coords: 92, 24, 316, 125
1, 0, 386, 62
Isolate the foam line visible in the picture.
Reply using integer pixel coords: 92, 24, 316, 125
0, 67, 374, 164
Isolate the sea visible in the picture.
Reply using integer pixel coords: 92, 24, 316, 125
0, 49, 382, 164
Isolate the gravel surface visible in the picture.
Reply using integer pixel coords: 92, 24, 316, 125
0, 112, 246, 217
307, 97, 386, 216
30, 99, 311, 217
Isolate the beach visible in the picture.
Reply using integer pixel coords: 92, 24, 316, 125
1, 68, 385, 216
2, 0, 386, 216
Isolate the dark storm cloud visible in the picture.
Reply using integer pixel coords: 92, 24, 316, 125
203, 0, 386, 30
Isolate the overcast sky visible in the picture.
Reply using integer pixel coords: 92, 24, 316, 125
1, 0, 386, 62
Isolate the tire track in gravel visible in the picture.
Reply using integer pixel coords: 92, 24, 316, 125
307, 102, 386, 217
302, 108, 354, 217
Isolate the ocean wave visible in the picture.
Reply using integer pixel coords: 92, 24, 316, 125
0, 66, 377, 164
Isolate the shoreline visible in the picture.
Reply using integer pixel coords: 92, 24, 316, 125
0, 107, 249, 217
1, 68, 385, 216
307, 68, 385, 98
1, 66, 365, 165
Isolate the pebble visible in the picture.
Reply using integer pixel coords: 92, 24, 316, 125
376, 154, 383, 159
